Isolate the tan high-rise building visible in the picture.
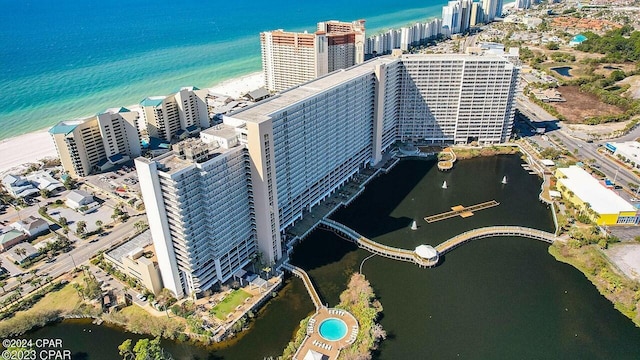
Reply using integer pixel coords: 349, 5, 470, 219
140, 86, 208, 142
261, 20, 365, 92
50, 107, 142, 177
50, 118, 105, 178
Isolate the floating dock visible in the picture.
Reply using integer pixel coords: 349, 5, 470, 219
424, 200, 500, 223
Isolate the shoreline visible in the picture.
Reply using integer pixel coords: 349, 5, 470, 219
0, 71, 264, 175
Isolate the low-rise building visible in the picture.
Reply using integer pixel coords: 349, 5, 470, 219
604, 141, 640, 169
5, 241, 39, 263
11, 216, 49, 237
25, 171, 65, 195
555, 166, 638, 225
0, 229, 28, 252
104, 231, 163, 295
65, 189, 98, 211
1, 175, 39, 198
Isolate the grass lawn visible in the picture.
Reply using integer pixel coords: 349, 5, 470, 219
24, 283, 83, 314
0, 282, 85, 337
210, 289, 252, 320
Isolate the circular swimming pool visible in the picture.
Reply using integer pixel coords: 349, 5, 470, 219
318, 318, 347, 341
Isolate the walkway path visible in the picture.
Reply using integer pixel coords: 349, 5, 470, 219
320, 219, 556, 268
282, 263, 323, 310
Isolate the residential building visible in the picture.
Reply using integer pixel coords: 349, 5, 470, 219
25, 171, 64, 195
65, 189, 97, 211
104, 231, 163, 295
2, 174, 39, 198
0, 229, 28, 252
97, 107, 142, 164
10, 216, 49, 237
50, 118, 105, 177
49, 107, 141, 177
470, 1, 484, 26
136, 126, 257, 298
261, 20, 365, 92
555, 166, 639, 225
137, 52, 519, 298
365, 18, 444, 56
482, 0, 502, 22
140, 87, 209, 142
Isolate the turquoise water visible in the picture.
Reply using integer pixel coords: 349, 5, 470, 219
319, 318, 348, 341
0, 0, 450, 140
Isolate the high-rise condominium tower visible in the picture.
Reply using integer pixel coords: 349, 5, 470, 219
261, 20, 365, 92
137, 53, 519, 298
139, 86, 209, 142
136, 126, 260, 298
50, 107, 141, 177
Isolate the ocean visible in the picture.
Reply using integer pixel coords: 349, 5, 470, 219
0, 0, 451, 140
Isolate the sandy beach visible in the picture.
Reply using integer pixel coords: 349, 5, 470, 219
0, 72, 265, 175
0, 129, 58, 175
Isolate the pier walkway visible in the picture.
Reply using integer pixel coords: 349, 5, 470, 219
424, 200, 500, 223
282, 263, 323, 310
435, 226, 556, 254
319, 219, 556, 267
320, 219, 438, 267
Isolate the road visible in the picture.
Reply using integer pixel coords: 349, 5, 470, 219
0, 217, 141, 303
516, 97, 640, 192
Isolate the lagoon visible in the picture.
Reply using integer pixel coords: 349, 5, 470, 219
25, 156, 640, 358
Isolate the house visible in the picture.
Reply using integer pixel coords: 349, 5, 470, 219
0, 229, 28, 252
25, 171, 65, 195
5, 242, 39, 264
1, 174, 39, 198
11, 216, 49, 237
65, 189, 98, 211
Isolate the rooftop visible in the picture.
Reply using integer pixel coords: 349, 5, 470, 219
229, 56, 398, 124
107, 230, 153, 264
140, 96, 166, 107
49, 119, 86, 135
557, 166, 636, 215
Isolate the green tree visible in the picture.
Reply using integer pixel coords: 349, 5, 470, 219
0, 281, 6, 294
131, 337, 172, 360
39, 188, 51, 198
118, 339, 134, 360
76, 221, 87, 237
546, 42, 560, 50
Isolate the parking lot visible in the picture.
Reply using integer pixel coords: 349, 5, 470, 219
84, 163, 141, 206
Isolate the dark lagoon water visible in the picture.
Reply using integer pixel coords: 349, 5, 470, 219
24, 156, 640, 359
551, 66, 573, 77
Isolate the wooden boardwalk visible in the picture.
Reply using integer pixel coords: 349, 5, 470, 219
435, 226, 556, 254
319, 219, 556, 268
283, 263, 323, 310
424, 200, 500, 223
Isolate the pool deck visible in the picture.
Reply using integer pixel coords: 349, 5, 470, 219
293, 307, 359, 360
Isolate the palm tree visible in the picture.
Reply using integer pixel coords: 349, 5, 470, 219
15, 247, 27, 261
0, 280, 6, 294
95, 220, 103, 229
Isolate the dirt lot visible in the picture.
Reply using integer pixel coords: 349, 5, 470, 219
618, 75, 640, 100
549, 86, 625, 123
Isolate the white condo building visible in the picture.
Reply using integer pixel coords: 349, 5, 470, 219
137, 53, 519, 298
136, 127, 257, 298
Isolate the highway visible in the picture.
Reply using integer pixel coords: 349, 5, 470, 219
0, 216, 141, 304
516, 97, 640, 194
